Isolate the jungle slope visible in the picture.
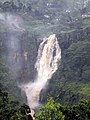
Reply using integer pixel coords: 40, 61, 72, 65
40, 26, 90, 105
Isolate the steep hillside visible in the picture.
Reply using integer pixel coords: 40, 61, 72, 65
40, 27, 90, 105
0, 0, 90, 37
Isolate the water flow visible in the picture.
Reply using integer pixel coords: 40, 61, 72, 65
22, 34, 61, 110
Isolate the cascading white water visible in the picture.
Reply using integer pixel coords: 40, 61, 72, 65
0, 13, 61, 109
22, 34, 61, 110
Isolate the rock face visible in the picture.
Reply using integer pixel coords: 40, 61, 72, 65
57, 27, 90, 51
0, 31, 38, 83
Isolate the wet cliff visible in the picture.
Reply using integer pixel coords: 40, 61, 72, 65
0, 31, 38, 84
57, 26, 90, 51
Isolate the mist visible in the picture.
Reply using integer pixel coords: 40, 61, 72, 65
0, 12, 25, 78
0, 0, 90, 119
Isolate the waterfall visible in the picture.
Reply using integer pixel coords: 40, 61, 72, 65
1, 11, 61, 117
22, 34, 61, 110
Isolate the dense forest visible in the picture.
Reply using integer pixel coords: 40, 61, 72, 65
0, 0, 90, 120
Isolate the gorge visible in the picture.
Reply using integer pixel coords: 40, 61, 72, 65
0, 0, 90, 119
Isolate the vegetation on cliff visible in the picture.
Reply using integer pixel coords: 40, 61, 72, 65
0, 0, 90, 119
41, 35, 90, 105
36, 98, 90, 120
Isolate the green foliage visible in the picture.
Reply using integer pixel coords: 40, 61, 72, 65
36, 98, 90, 120
62, 40, 90, 82
0, 89, 29, 120
36, 98, 64, 120
0, 59, 25, 103
0, 0, 90, 36
62, 100, 90, 120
